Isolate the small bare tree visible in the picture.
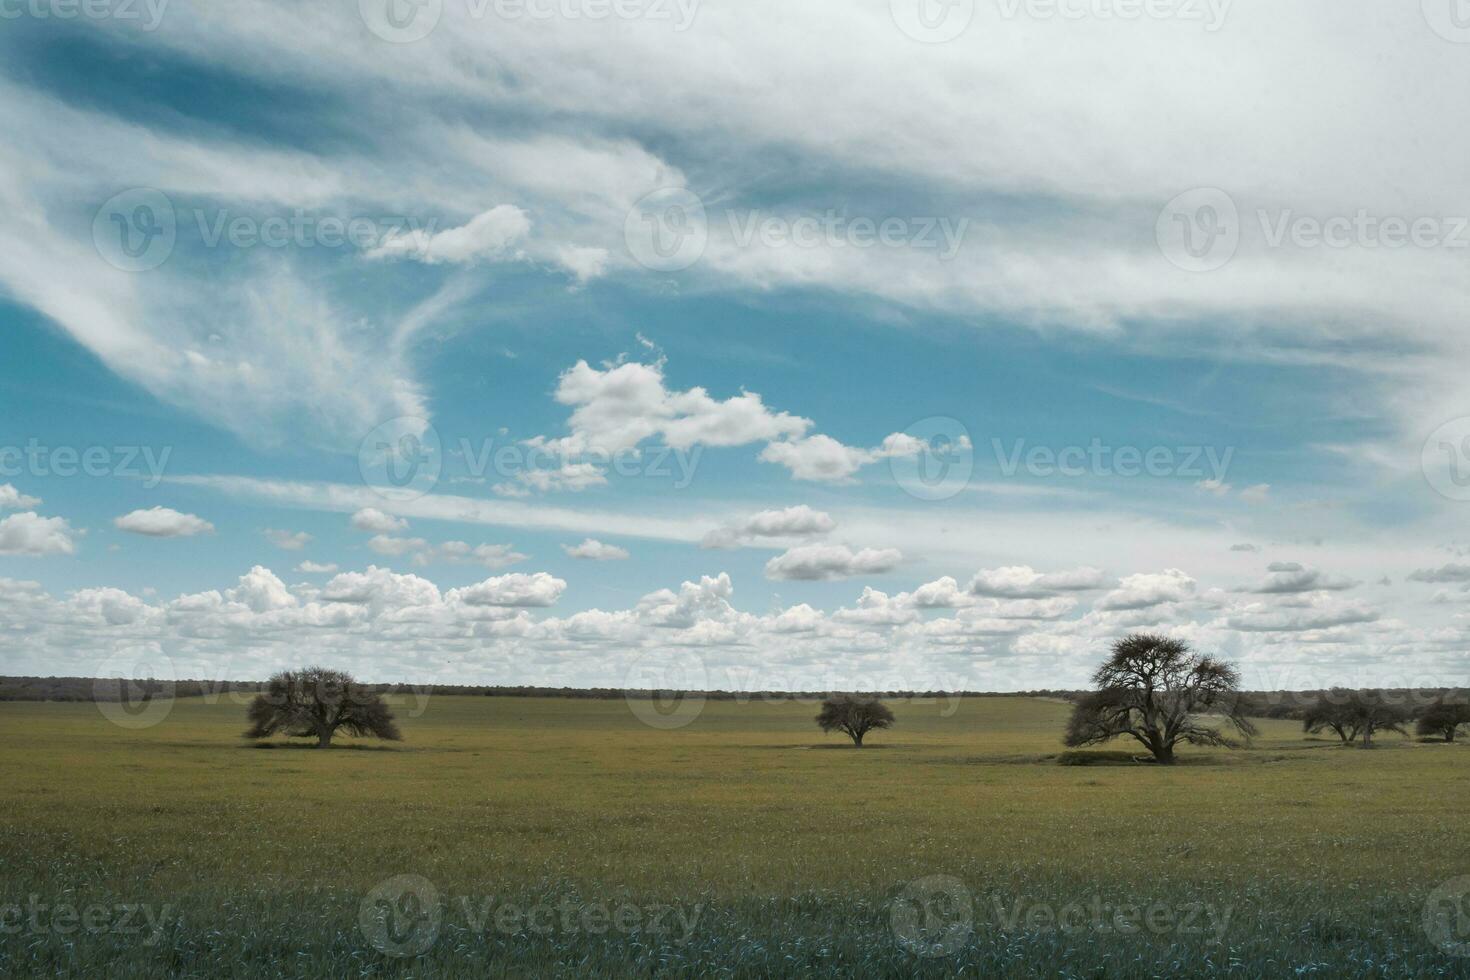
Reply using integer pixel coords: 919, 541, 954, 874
244, 667, 402, 749
1063, 633, 1255, 764
816, 695, 895, 747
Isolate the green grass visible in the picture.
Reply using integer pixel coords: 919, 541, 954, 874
2, 694, 1468, 977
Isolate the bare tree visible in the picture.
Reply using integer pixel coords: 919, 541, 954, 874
1063, 633, 1255, 764
1304, 689, 1410, 747
1301, 688, 1362, 743
244, 667, 402, 748
815, 695, 895, 747
1417, 694, 1470, 743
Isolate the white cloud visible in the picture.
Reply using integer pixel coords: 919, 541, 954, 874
296, 560, 339, 574
1194, 479, 1231, 496
764, 544, 903, 581
351, 508, 408, 533
0, 512, 77, 556
702, 505, 836, 548
1244, 561, 1358, 594
264, 528, 312, 551
0, 485, 41, 510
365, 205, 531, 265
757, 432, 936, 484
114, 507, 214, 538
531, 358, 809, 458
968, 565, 1108, 599
562, 538, 630, 561
1240, 484, 1271, 503
1096, 569, 1196, 610
449, 571, 567, 607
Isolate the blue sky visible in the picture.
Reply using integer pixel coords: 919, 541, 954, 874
0, 2, 1466, 691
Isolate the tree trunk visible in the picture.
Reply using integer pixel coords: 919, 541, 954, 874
852, 731, 864, 747
317, 728, 334, 749
1154, 744, 1175, 764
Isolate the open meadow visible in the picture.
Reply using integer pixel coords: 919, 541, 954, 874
2, 694, 1469, 977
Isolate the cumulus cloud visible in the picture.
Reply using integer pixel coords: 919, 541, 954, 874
1408, 563, 1470, 585
114, 507, 214, 538
757, 432, 935, 484
1096, 569, 1196, 610
702, 505, 836, 548
264, 529, 311, 550
0, 485, 41, 510
764, 544, 903, 581
0, 512, 77, 556
368, 535, 527, 569
562, 538, 630, 560
1243, 562, 1358, 594
450, 571, 567, 607
526, 358, 923, 488
968, 565, 1109, 599
351, 508, 408, 533
296, 560, 338, 574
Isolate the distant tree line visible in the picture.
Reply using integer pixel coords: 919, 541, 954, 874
0, 675, 1083, 704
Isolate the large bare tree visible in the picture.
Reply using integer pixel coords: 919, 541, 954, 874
244, 667, 402, 749
1064, 634, 1255, 764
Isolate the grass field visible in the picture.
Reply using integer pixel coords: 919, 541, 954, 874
2, 693, 1469, 977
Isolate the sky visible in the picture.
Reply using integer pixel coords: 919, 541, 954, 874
1, 0, 1469, 693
